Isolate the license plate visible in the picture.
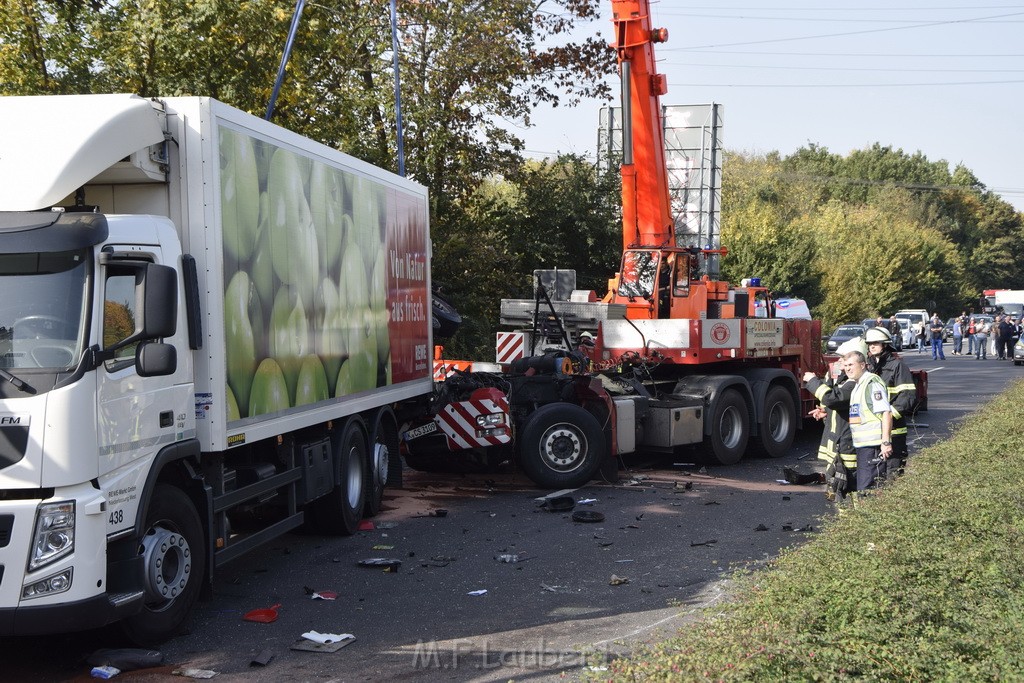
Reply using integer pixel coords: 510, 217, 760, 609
405, 421, 438, 440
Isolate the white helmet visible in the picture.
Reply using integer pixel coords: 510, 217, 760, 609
864, 326, 893, 345
836, 337, 869, 358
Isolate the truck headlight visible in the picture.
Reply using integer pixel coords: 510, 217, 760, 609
476, 412, 508, 437
476, 413, 506, 428
22, 568, 73, 600
28, 501, 75, 571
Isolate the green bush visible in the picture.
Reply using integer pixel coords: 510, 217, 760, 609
608, 382, 1024, 681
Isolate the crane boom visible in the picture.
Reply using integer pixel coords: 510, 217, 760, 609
611, 0, 674, 251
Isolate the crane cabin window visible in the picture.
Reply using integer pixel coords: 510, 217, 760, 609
617, 251, 658, 299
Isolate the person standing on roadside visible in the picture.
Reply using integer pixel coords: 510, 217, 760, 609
803, 338, 863, 508
966, 316, 977, 356
865, 327, 916, 480
952, 317, 963, 355
929, 313, 946, 360
998, 315, 1015, 360
992, 314, 1004, 359
889, 315, 903, 350
976, 317, 990, 360
844, 350, 894, 492
912, 320, 925, 353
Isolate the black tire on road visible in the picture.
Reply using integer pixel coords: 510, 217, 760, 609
753, 385, 796, 458
517, 403, 605, 488
311, 419, 367, 535
365, 409, 399, 517
709, 388, 750, 465
121, 484, 205, 646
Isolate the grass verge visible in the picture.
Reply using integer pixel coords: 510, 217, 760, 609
605, 382, 1024, 681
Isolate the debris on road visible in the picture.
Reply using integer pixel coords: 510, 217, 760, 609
372, 544, 394, 550
301, 631, 355, 645
242, 603, 281, 623
357, 520, 375, 531
495, 553, 524, 563
572, 510, 605, 523
250, 650, 275, 667
291, 632, 356, 653
541, 495, 575, 512
690, 539, 717, 547
172, 669, 219, 679
467, 589, 488, 596
754, 524, 769, 531
674, 481, 693, 492
609, 575, 630, 586
311, 591, 338, 600
357, 558, 402, 570
87, 649, 163, 672
577, 498, 598, 505
90, 665, 120, 679
781, 466, 825, 485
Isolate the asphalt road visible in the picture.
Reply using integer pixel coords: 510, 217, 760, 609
2, 349, 1019, 682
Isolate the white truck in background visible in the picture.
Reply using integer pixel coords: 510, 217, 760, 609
0, 95, 433, 643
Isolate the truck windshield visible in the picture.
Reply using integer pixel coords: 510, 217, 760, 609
0, 250, 89, 371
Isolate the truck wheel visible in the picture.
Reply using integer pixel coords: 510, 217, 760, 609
121, 484, 205, 645
311, 420, 366, 535
753, 385, 796, 458
709, 389, 749, 465
365, 409, 399, 517
518, 403, 605, 488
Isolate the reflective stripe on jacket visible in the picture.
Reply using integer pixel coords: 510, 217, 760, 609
868, 351, 916, 436
849, 372, 890, 447
806, 375, 857, 469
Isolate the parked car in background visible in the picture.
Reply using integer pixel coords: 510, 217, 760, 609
861, 318, 903, 351
896, 319, 913, 350
825, 323, 869, 353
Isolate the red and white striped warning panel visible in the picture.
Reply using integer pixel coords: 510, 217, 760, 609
438, 388, 512, 450
432, 359, 473, 381
496, 332, 525, 364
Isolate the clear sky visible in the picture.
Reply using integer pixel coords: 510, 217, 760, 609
517, 2, 1024, 211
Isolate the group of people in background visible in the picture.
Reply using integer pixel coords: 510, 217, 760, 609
955, 313, 1021, 360
899, 313, 1021, 361
803, 325, 916, 510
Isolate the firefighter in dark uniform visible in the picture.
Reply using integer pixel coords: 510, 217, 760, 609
864, 326, 916, 481
802, 337, 864, 508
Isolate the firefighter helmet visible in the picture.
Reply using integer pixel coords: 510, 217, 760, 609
864, 326, 893, 345
836, 337, 869, 358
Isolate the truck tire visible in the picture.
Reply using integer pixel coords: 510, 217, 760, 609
311, 419, 366, 535
121, 484, 205, 645
708, 389, 749, 465
517, 403, 605, 488
753, 385, 796, 458
365, 409, 399, 517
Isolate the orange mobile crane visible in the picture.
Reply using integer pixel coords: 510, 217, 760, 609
402, 0, 829, 488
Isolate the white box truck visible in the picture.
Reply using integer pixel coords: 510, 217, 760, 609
0, 95, 432, 642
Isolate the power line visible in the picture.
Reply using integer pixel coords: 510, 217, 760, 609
662, 62, 1024, 73
676, 11, 1024, 50
657, 12, 1024, 23
654, 5, 1024, 10
673, 79, 1024, 87
666, 49, 1024, 57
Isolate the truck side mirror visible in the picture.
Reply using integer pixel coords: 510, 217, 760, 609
136, 341, 176, 376
143, 264, 177, 339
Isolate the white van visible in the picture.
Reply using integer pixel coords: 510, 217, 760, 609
895, 309, 930, 347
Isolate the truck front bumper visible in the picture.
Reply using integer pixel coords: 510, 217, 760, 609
0, 590, 142, 636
